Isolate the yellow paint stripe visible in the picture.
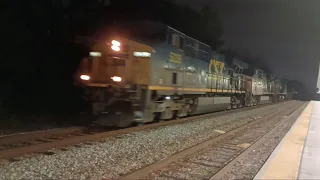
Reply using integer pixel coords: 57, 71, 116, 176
148, 86, 245, 93
85, 84, 245, 93
87, 83, 111, 87
254, 101, 313, 180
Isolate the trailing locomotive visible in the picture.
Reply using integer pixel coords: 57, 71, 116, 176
74, 20, 287, 127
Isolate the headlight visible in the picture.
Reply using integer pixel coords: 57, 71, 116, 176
111, 40, 120, 51
111, 40, 120, 46
111, 76, 121, 82
89, 52, 102, 57
111, 45, 120, 51
80, 75, 90, 80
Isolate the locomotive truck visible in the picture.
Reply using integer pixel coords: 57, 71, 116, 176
74, 20, 287, 127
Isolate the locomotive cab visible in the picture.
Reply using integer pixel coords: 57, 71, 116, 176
74, 37, 153, 127
75, 38, 150, 87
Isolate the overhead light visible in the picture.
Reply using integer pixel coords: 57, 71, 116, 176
133, 52, 151, 57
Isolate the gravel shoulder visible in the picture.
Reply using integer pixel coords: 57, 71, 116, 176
0, 101, 296, 180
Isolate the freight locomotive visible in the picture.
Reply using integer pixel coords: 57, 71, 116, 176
74, 20, 287, 127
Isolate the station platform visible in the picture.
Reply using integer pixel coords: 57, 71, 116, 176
254, 101, 320, 180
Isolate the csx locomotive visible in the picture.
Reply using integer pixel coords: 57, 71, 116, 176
74, 20, 287, 127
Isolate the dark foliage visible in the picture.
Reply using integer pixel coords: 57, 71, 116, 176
2, 0, 223, 114
220, 49, 271, 73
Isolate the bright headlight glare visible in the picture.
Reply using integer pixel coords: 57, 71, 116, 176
80, 75, 90, 80
111, 40, 120, 46
111, 45, 120, 51
111, 76, 121, 82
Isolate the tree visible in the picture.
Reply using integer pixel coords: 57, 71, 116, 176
220, 48, 272, 74
3, 0, 224, 113
201, 5, 224, 49
102, 0, 223, 49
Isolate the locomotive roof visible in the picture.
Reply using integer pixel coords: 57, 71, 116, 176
76, 21, 287, 80
107, 20, 211, 49
233, 57, 248, 69
167, 26, 211, 48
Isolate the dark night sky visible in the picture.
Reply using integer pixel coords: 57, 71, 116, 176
177, 0, 320, 94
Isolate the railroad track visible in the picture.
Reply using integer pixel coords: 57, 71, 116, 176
0, 126, 110, 150
0, 101, 304, 179
0, 101, 288, 160
119, 101, 306, 180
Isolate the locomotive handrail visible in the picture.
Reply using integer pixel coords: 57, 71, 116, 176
184, 44, 210, 54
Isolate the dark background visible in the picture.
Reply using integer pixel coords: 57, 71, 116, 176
2, 0, 316, 116
178, 0, 319, 96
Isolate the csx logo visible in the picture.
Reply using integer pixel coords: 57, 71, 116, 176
209, 59, 224, 74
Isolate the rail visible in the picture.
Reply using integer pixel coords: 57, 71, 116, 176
0, 101, 289, 160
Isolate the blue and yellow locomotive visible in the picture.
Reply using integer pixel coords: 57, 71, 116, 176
74, 20, 287, 127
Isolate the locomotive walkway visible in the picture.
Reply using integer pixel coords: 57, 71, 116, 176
254, 100, 320, 180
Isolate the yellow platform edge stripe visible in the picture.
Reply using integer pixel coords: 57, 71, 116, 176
254, 101, 313, 180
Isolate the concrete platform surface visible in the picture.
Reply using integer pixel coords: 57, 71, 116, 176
298, 101, 320, 180
254, 101, 320, 180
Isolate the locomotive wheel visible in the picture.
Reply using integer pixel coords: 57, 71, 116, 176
153, 112, 161, 123
114, 100, 134, 128
177, 104, 189, 118
94, 111, 133, 128
94, 100, 134, 128
231, 96, 237, 109
172, 110, 179, 120
116, 111, 134, 128
160, 108, 173, 120
188, 98, 199, 115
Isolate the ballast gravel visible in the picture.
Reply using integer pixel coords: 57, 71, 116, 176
213, 103, 306, 180
0, 102, 292, 180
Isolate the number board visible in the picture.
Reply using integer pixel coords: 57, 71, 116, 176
169, 52, 182, 64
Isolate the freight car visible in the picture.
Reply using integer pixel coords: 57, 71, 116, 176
74, 20, 287, 127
